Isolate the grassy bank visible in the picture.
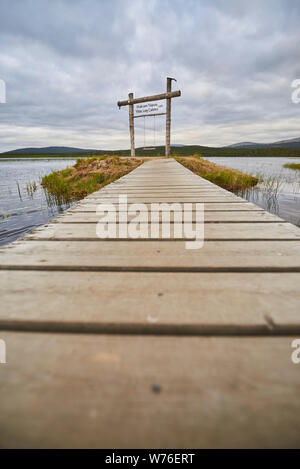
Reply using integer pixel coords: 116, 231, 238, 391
176, 156, 258, 192
283, 162, 300, 171
41, 155, 142, 203
41, 155, 259, 203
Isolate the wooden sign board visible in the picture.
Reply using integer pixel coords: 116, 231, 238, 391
135, 102, 165, 116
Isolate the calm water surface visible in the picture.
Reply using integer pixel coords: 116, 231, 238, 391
205, 156, 300, 227
0, 159, 75, 245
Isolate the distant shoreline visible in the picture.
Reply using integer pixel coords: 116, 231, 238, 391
0, 156, 78, 160
2, 153, 300, 160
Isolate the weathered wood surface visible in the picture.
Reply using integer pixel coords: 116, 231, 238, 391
2, 240, 300, 270
71, 201, 264, 211
58, 210, 284, 222
128, 92, 135, 158
1, 271, 300, 333
24, 221, 300, 240
117, 89, 181, 107
1, 158, 300, 448
165, 77, 172, 157
1, 333, 300, 449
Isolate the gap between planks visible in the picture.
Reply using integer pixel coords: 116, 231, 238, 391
0, 319, 299, 336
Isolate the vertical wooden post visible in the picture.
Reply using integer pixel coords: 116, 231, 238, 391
128, 92, 135, 157
165, 77, 172, 157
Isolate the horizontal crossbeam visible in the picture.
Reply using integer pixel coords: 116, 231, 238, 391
118, 90, 181, 108
134, 112, 166, 118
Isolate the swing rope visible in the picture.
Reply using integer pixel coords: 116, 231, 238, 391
142, 114, 159, 149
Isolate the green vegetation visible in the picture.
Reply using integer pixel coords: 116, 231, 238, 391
41, 155, 142, 203
176, 155, 258, 192
283, 162, 300, 171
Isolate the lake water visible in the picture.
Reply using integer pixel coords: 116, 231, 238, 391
0, 156, 300, 246
0, 159, 75, 245
205, 156, 300, 227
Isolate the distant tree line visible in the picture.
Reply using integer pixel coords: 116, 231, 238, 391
116, 145, 300, 158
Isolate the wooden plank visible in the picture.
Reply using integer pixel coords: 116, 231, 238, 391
0, 271, 299, 333
102, 181, 226, 185
83, 196, 242, 203
107, 176, 225, 181
24, 222, 300, 240
0, 332, 300, 448
90, 193, 237, 198
108, 178, 217, 182
91, 193, 233, 198
97, 189, 230, 194
58, 210, 285, 223
71, 202, 264, 212
108, 185, 221, 189
1, 240, 300, 271
87, 187, 238, 195
115, 174, 201, 177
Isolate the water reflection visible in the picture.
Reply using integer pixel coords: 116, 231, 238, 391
43, 187, 77, 210
0, 159, 76, 245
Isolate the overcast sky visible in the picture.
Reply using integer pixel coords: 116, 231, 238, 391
0, 0, 300, 151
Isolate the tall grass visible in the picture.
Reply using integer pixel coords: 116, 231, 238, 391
176, 156, 258, 192
26, 181, 37, 197
239, 174, 283, 213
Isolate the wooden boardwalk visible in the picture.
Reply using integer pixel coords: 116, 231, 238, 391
1, 158, 300, 448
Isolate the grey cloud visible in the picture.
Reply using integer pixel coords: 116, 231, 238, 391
0, 0, 300, 151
